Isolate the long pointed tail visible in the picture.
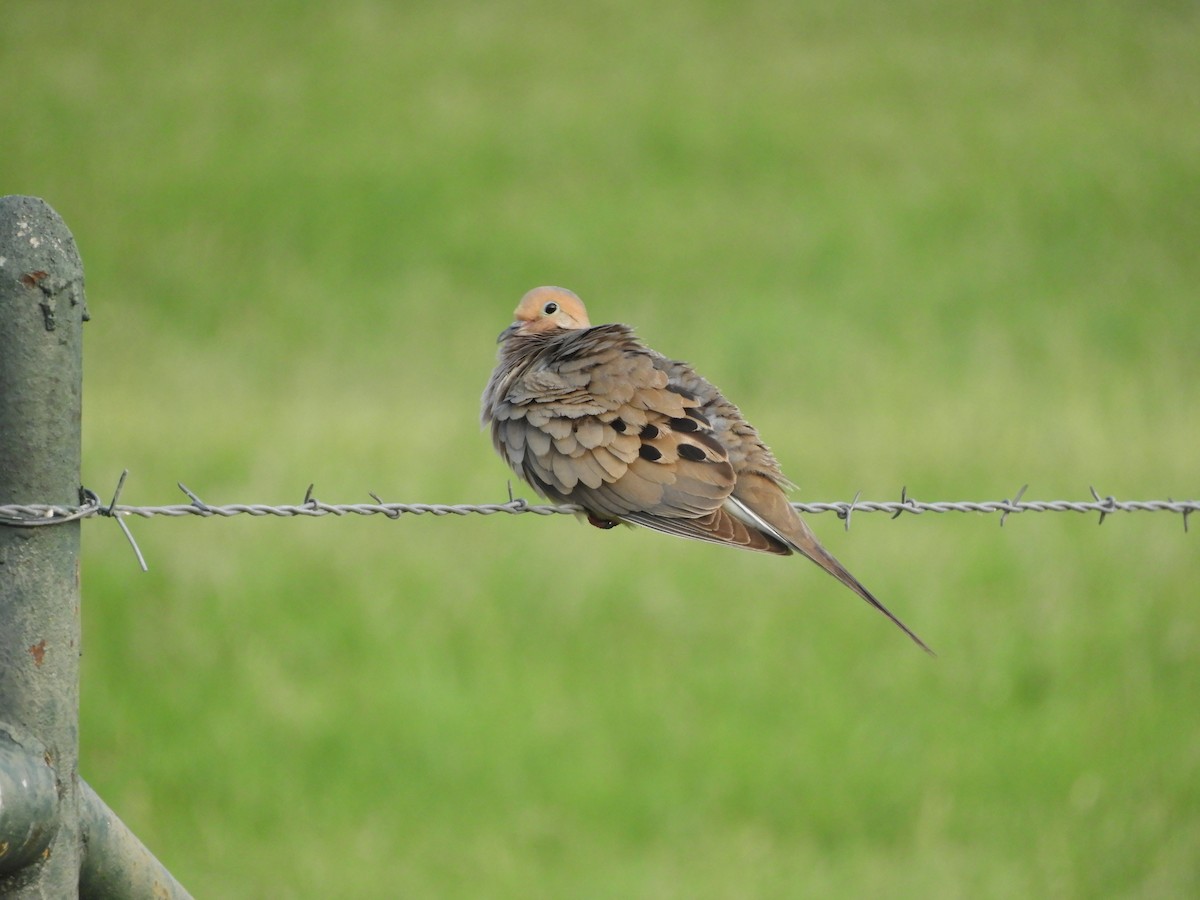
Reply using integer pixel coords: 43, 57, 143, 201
796, 533, 934, 655
726, 476, 934, 654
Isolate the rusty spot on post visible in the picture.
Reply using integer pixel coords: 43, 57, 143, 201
19, 270, 48, 288
29, 640, 47, 666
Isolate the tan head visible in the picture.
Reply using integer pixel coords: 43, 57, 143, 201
501, 286, 591, 340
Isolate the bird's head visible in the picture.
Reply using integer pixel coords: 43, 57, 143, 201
497, 286, 592, 342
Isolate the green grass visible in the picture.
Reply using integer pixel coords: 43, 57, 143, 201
4, 0, 1199, 895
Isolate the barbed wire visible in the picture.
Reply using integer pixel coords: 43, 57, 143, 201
0, 472, 1193, 572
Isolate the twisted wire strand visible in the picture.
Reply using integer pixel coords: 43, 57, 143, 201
0, 479, 1194, 525
3, 497, 1199, 521
1, 476, 1192, 572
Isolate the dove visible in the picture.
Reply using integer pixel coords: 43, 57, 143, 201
482, 286, 931, 653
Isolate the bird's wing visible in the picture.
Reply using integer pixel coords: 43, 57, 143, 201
488, 326, 742, 523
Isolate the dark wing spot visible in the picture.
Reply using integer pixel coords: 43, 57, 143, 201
669, 416, 699, 433
677, 443, 707, 462
611, 418, 626, 433
638, 444, 663, 462
685, 408, 710, 426
639, 424, 659, 439
666, 384, 697, 401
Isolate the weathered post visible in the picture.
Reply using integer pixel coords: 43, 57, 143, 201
0, 195, 88, 895
0, 197, 191, 897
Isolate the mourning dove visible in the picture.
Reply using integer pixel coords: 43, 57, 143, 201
482, 286, 931, 653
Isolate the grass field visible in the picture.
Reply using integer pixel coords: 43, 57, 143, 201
4, 1, 1199, 896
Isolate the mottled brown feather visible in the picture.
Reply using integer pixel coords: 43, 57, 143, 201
482, 286, 931, 653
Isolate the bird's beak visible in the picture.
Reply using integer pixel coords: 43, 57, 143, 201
497, 322, 520, 343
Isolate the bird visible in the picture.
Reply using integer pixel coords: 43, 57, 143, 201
481, 286, 931, 653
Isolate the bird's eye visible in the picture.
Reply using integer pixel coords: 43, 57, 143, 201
543, 302, 558, 315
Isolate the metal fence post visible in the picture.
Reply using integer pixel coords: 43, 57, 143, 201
0, 195, 87, 896
1, 197, 191, 898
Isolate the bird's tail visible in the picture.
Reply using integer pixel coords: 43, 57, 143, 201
788, 521, 934, 655
727, 475, 934, 654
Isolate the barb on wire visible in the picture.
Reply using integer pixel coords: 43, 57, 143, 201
999, 484, 1029, 528
100, 469, 147, 572
368, 491, 400, 519
840, 490, 863, 532
1174, 498, 1192, 534
178, 482, 210, 512
1090, 485, 1120, 526
0, 472, 1195, 570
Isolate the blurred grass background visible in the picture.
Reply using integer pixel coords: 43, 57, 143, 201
4, 0, 1198, 895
